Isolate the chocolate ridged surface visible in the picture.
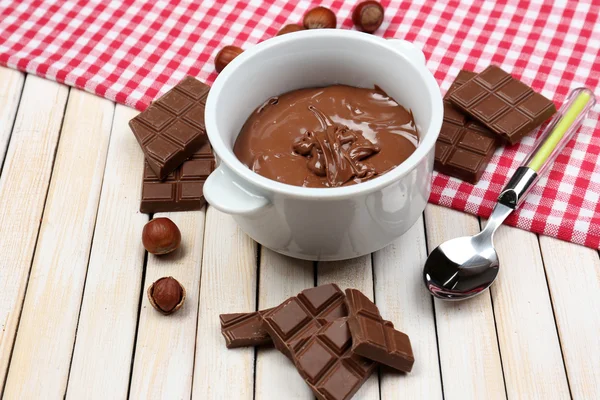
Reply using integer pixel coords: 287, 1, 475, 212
234, 85, 418, 188
140, 142, 214, 213
220, 308, 273, 349
345, 289, 414, 372
260, 284, 347, 359
448, 65, 556, 144
129, 76, 210, 180
293, 317, 377, 400
435, 70, 500, 184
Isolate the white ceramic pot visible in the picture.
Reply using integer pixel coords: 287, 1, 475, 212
204, 30, 443, 261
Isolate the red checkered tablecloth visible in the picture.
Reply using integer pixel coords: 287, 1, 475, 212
1, 0, 599, 248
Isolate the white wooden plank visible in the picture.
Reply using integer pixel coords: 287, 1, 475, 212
318, 255, 380, 400
372, 216, 443, 399
491, 225, 570, 398
255, 248, 313, 400
0, 67, 24, 167
129, 210, 206, 400
66, 105, 147, 399
318, 256, 373, 295
192, 208, 257, 399
3, 89, 114, 399
0, 75, 68, 384
538, 236, 600, 399
424, 205, 505, 400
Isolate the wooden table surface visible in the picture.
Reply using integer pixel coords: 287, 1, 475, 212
0, 67, 599, 400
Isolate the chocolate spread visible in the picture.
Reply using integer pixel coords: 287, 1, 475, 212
233, 85, 418, 188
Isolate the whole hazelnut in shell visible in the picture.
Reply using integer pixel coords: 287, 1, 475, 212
215, 45, 244, 73
352, 1, 385, 33
303, 7, 337, 29
276, 24, 305, 36
142, 217, 181, 255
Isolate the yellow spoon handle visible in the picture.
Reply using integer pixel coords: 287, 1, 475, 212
498, 88, 596, 208
527, 89, 595, 172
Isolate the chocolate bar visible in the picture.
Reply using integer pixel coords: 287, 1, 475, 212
293, 317, 377, 400
140, 142, 215, 213
220, 308, 273, 348
129, 76, 210, 180
448, 65, 556, 144
435, 70, 500, 184
345, 289, 414, 372
261, 284, 347, 359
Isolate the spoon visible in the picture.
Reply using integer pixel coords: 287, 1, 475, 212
424, 87, 596, 301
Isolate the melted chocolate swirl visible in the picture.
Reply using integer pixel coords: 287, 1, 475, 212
292, 107, 380, 187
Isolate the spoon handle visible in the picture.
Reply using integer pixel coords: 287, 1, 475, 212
498, 87, 596, 208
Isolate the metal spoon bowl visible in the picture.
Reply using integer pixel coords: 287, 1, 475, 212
423, 204, 512, 300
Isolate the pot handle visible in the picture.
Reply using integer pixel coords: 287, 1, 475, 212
386, 39, 426, 66
204, 164, 270, 215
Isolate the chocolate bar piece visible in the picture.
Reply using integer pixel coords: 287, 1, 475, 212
140, 142, 215, 213
293, 317, 377, 400
261, 284, 347, 359
220, 308, 273, 348
435, 70, 500, 184
448, 65, 556, 144
345, 289, 414, 372
130, 76, 210, 180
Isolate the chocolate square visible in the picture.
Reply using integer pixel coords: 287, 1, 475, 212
434, 70, 500, 184
129, 76, 210, 179
140, 142, 215, 213
448, 65, 556, 144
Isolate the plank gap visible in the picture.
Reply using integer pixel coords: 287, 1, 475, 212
370, 252, 383, 400
536, 236, 575, 400
63, 104, 147, 398
425, 205, 504, 399
318, 255, 379, 400
489, 218, 569, 397
374, 214, 442, 398
125, 246, 150, 400
370, 252, 377, 303
60, 102, 118, 399
537, 235, 600, 397
129, 210, 207, 399
429, 296, 445, 400
476, 216, 510, 400
488, 290, 510, 400
191, 209, 257, 399
255, 243, 262, 312
189, 207, 211, 400
3, 86, 116, 398
0, 84, 71, 397
420, 213, 446, 400
252, 243, 262, 400
255, 246, 312, 400
0, 71, 25, 178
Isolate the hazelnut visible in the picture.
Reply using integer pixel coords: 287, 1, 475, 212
352, 1, 384, 33
148, 277, 186, 315
303, 7, 337, 29
142, 217, 181, 255
215, 45, 244, 73
276, 24, 305, 36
